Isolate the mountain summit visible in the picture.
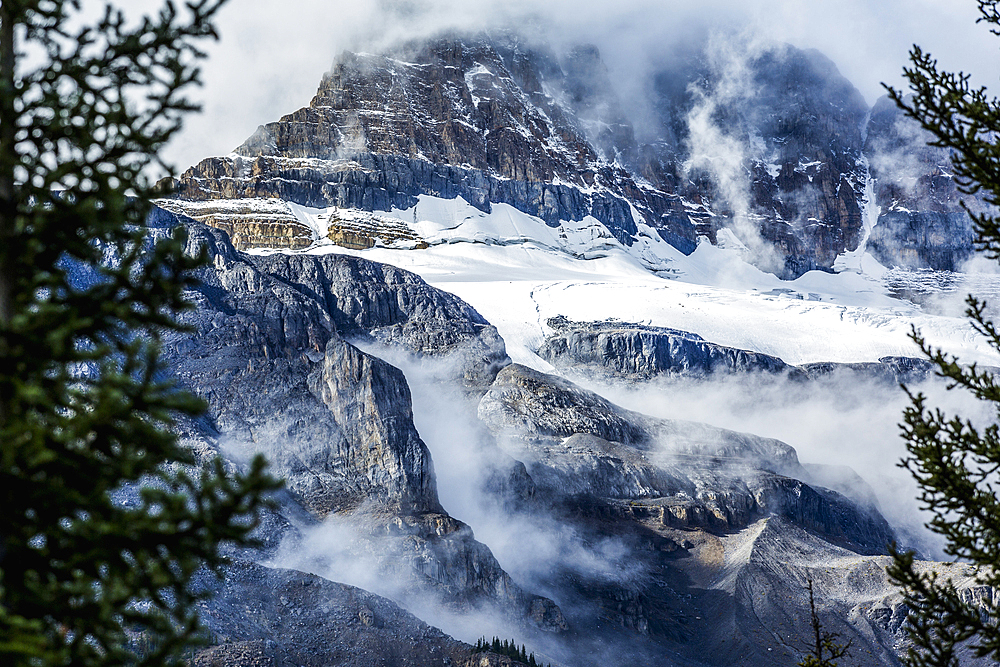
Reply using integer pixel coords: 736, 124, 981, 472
168, 32, 979, 278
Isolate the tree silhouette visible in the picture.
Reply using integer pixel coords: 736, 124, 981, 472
0, 2, 278, 665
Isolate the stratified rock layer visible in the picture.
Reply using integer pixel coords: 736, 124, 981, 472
478, 364, 894, 556
537, 316, 937, 384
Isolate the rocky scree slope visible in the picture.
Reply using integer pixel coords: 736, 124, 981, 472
477, 363, 895, 554
165, 33, 984, 278
463, 362, 985, 667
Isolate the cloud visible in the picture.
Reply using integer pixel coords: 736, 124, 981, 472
320, 343, 650, 654
683, 30, 785, 274
574, 366, 1000, 560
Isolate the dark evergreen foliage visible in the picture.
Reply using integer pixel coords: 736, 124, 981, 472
0, 1, 279, 666
884, 2, 1000, 665
471, 636, 545, 666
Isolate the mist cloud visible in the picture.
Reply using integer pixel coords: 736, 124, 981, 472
684, 30, 784, 273
572, 367, 1000, 560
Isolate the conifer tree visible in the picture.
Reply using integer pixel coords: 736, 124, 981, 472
796, 580, 851, 667
884, 1, 1000, 665
0, 1, 277, 665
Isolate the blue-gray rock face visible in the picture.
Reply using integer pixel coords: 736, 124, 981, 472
162, 222, 565, 633
152, 220, 965, 667
467, 363, 923, 667
194, 562, 474, 666
864, 94, 986, 270
537, 316, 792, 379
478, 364, 894, 556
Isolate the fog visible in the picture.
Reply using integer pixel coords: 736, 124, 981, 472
261, 332, 998, 664
572, 366, 1000, 560
683, 30, 785, 273
265, 344, 657, 663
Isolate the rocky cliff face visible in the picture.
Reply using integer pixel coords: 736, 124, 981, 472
478, 364, 894, 554
194, 562, 475, 667
161, 220, 566, 634
143, 28, 1000, 667
460, 363, 933, 666
537, 316, 937, 384
151, 218, 991, 666
537, 316, 794, 380
165, 32, 971, 278
641, 44, 870, 275
864, 95, 983, 270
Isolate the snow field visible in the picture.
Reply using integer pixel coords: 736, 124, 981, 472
248, 194, 999, 369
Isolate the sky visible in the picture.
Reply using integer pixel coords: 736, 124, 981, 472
144, 0, 1000, 172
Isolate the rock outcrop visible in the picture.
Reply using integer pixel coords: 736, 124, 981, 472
537, 316, 793, 380
155, 198, 313, 251
537, 316, 936, 384
644, 44, 870, 275
864, 95, 984, 270
668, 517, 994, 667
462, 364, 910, 666
194, 562, 475, 667
478, 364, 895, 555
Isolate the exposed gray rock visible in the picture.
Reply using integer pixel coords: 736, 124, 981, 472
478, 363, 649, 446
538, 316, 792, 380
194, 561, 474, 667
281, 510, 568, 634
537, 316, 937, 384
478, 364, 894, 556
647, 44, 870, 276
160, 222, 556, 630
166, 212, 510, 390
306, 336, 440, 513
469, 363, 910, 666
799, 356, 937, 385
167, 224, 439, 515
165, 34, 942, 279
667, 517, 994, 667
865, 94, 987, 270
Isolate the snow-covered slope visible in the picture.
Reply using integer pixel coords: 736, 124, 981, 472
234, 194, 1000, 371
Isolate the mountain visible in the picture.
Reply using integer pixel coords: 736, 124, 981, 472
165, 32, 985, 279
147, 30, 1000, 667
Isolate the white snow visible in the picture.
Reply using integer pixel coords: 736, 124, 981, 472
245, 194, 1000, 369
833, 158, 886, 278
